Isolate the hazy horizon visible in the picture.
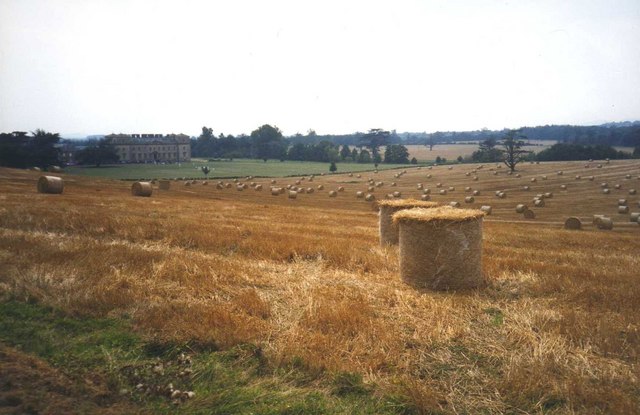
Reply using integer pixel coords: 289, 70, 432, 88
1, 0, 639, 138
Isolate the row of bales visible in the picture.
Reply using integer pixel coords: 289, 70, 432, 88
35, 157, 640, 229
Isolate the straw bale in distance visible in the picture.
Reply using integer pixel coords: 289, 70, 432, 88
629, 189, 637, 195
480, 205, 492, 215
618, 199, 627, 206
564, 217, 582, 230
37, 175, 63, 194
597, 217, 613, 229
271, 187, 281, 196
618, 206, 629, 214
421, 195, 430, 201
365, 193, 374, 202
515, 204, 527, 213
377, 199, 438, 246
356, 191, 364, 198
329, 190, 337, 197
393, 206, 485, 290
131, 181, 153, 197
255, 184, 263, 191
288, 190, 297, 199
523, 209, 535, 219
473, 190, 480, 196
629, 212, 640, 223
464, 196, 474, 203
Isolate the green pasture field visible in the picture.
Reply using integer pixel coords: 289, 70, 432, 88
66, 159, 412, 180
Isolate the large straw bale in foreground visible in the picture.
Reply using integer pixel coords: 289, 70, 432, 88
393, 207, 485, 290
37, 175, 64, 194
378, 199, 438, 246
131, 181, 153, 197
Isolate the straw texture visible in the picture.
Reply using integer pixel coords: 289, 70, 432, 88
37, 176, 63, 194
378, 200, 438, 246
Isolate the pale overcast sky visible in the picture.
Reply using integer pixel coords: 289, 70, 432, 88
1, 0, 639, 137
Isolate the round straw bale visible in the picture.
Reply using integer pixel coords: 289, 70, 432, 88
422, 189, 430, 195
255, 184, 263, 191
48, 165, 63, 173
131, 181, 152, 197
356, 174, 361, 178
394, 207, 485, 290
298, 188, 306, 194
523, 186, 530, 191
225, 183, 232, 188
216, 183, 223, 189
365, 194, 375, 201
515, 204, 527, 213
544, 192, 553, 199
601, 182, 609, 188
250, 182, 256, 187
542, 175, 547, 180
439, 189, 447, 195
159, 180, 171, 190
421, 195, 431, 201
557, 171, 563, 175
271, 179, 277, 184
465, 172, 470, 177
534, 198, 545, 207
560, 184, 567, 190
480, 205, 492, 215
495, 190, 501, 196
317, 184, 324, 190
564, 217, 582, 229
498, 192, 506, 199
306, 187, 314, 193
270, 187, 281, 195
516, 173, 521, 178
202, 181, 208, 185
368, 186, 375, 192
618, 206, 629, 214
427, 174, 432, 178
378, 199, 439, 246
356, 191, 364, 198
629, 189, 637, 195
593, 214, 605, 225
418, 184, 424, 190
295, 180, 301, 185
629, 212, 640, 223
391, 182, 397, 187
614, 184, 621, 189
588, 176, 594, 181
597, 217, 613, 230
575, 175, 581, 180
531, 178, 537, 182
597, 164, 603, 168
523, 209, 535, 219
393, 191, 402, 198
603, 188, 610, 194
465, 196, 474, 203
448, 186, 455, 191
507, 171, 513, 176
329, 190, 337, 197
473, 190, 480, 196
338, 186, 345, 192
184, 181, 191, 187
348, 173, 353, 177
618, 199, 628, 206
448, 166, 453, 170
37, 175, 64, 194
465, 186, 471, 192
386, 193, 394, 199
31, 167, 41, 171
436, 183, 442, 188
493, 171, 498, 175
449, 201, 460, 208
473, 176, 479, 181
376, 182, 384, 187
288, 190, 297, 199
625, 174, 631, 179
236, 185, 244, 191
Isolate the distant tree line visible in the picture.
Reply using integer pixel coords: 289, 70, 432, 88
0, 130, 61, 168
192, 126, 413, 164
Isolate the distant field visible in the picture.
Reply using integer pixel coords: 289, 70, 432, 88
66, 158, 410, 179
402, 141, 556, 162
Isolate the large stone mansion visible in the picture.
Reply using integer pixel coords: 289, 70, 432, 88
106, 133, 192, 163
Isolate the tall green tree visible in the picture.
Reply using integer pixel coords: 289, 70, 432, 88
359, 129, 390, 161
350, 147, 358, 161
501, 129, 530, 172
30, 129, 61, 168
383, 144, 410, 163
339, 145, 351, 160
75, 138, 119, 167
250, 124, 287, 162
471, 137, 502, 162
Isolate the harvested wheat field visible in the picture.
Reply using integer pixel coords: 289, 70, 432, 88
0, 161, 639, 414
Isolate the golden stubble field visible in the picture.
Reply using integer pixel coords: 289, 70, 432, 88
1, 160, 639, 414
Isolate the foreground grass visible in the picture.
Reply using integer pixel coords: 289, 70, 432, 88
0, 300, 410, 414
66, 159, 411, 180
